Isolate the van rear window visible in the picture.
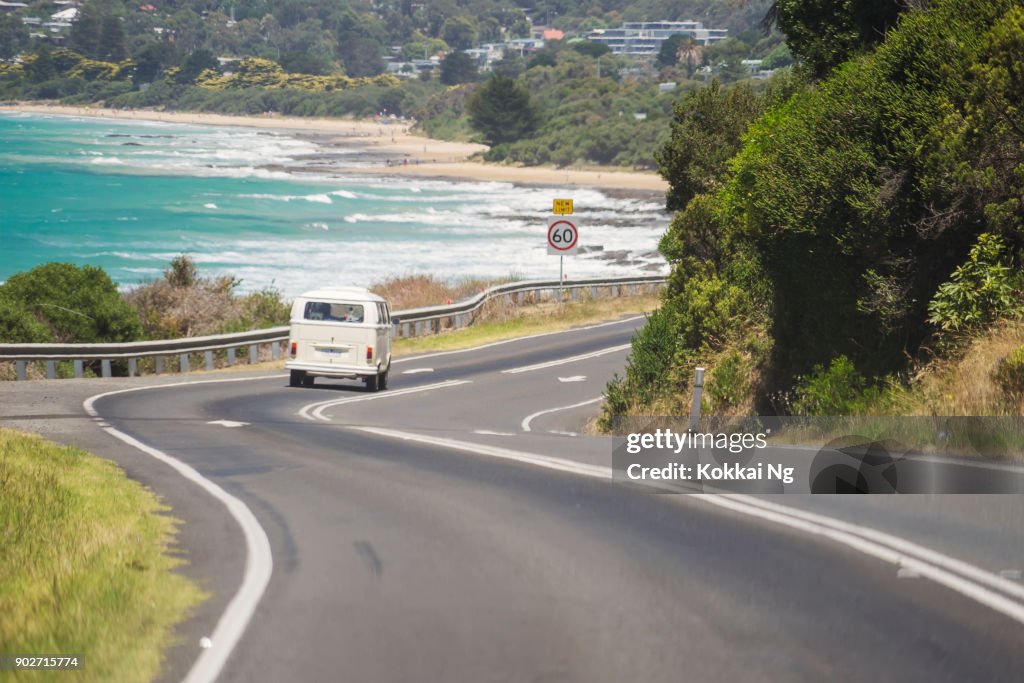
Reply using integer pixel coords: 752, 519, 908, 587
304, 302, 365, 323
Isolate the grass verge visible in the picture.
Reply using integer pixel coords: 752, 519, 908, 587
393, 294, 660, 356
0, 428, 206, 682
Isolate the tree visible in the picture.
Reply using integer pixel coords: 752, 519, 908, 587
439, 50, 477, 85
132, 41, 176, 86
0, 263, 142, 343
655, 80, 764, 211
337, 36, 384, 77
69, 4, 103, 58
571, 40, 611, 58
771, 0, 905, 77
467, 75, 539, 145
175, 48, 218, 84
26, 49, 57, 83
656, 34, 684, 67
441, 16, 476, 50
99, 14, 128, 62
0, 13, 29, 60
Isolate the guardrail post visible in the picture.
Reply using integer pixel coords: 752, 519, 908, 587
46, 360, 56, 380
101, 359, 112, 378
15, 361, 26, 381
155, 356, 164, 374
248, 344, 258, 364
205, 351, 214, 371
517, 291, 525, 305
414, 321, 422, 337
271, 342, 280, 360
128, 358, 137, 377
571, 287, 578, 301
227, 347, 236, 365
688, 367, 705, 433
592, 286, 598, 299
74, 360, 83, 378
180, 353, 190, 373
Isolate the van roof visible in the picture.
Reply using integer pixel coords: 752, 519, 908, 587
297, 287, 386, 303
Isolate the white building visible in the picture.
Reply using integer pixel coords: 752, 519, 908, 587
588, 21, 728, 56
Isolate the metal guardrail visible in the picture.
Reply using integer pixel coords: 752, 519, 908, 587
0, 274, 665, 380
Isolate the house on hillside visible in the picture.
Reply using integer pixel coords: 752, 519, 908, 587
588, 21, 727, 56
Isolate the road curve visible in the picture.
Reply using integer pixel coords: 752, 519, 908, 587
86, 318, 1024, 682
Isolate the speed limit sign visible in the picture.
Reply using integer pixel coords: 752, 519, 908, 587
547, 219, 579, 255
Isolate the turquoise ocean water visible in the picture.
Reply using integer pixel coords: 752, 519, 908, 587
0, 112, 668, 297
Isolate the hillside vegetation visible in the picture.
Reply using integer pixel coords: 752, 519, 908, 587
0, 0, 781, 168
604, 0, 1024, 422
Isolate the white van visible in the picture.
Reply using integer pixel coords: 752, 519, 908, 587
286, 287, 394, 390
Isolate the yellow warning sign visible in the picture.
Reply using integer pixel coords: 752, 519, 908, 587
552, 198, 574, 215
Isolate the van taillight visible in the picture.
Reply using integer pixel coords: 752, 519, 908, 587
366, 346, 373, 361
290, 341, 297, 357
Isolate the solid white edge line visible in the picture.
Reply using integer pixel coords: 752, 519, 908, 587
772, 443, 1024, 474
84, 377, 276, 683
723, 494, 1024, 604
297, 379, 471, 422
521, 397, 604, 432
699, 495, 1024, 625
353, 425, 1024, 626
391, 315, 644, 364
502, 344, 633, 374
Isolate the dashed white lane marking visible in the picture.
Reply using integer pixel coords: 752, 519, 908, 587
402, 368, 434, 374
547, 430, 580, 437
502, 344, 632, 374
84, 375, 279, 683
521, 397, 604, 432
473, 430, 517, 436
207, 419, 250, 428
298, 379, 471, 422
354, 425, 1024, 627
558, 375, 587, 382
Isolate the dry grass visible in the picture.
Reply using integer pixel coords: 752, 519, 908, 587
369, 274, 516, 311
892, 320, 1024, 416
394, 291, 660, 356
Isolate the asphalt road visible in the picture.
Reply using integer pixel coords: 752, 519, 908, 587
8, 316, 1024, 682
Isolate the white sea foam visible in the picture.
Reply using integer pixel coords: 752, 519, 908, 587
204, 203, 218, 209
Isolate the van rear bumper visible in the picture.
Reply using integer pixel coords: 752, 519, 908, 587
286, 360, 379, 379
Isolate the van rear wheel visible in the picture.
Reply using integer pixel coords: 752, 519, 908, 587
289, 370, 305, 387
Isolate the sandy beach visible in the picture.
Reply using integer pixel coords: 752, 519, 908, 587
1, 103, 669, 193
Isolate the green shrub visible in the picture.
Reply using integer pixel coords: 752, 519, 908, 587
994, 345, 1024, 397
707, 352, 748, 411
790, 355, 884, 416
0, 263, 142, 344
927, 233, 1024, 332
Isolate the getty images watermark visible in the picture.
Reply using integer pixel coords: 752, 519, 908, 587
611, 417, 1024, 494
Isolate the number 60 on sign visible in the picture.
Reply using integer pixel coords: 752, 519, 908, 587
547, 219, 579, 255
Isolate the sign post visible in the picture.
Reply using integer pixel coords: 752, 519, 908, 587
547, 216, 578, 303
549, 199, 576, 303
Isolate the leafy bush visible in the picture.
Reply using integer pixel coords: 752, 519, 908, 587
0, 263, 142, 344
790, 356, 884, 416
994, 345, 1024, 397
707, 352, 748, 411
928, 234, 1024, 332
0, 298, 52, 344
